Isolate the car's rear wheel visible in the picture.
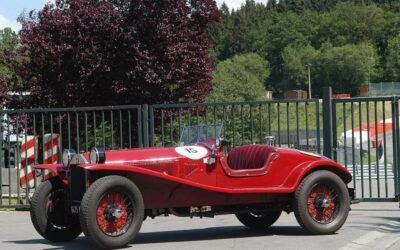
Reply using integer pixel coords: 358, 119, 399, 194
293, 170, 350, 234
236, 211, 282, 229
80, 175, 144, 249
30, 178, 81, 242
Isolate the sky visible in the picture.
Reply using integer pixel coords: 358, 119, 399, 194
0, 0, 269, 31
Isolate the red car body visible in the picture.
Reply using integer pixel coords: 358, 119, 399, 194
31, 125, 353, 249
36, 145, 351, 209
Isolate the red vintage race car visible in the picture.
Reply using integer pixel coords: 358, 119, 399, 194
31, 125, 354, 249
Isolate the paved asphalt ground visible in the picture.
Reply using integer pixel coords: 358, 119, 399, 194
0, 202, 399, 250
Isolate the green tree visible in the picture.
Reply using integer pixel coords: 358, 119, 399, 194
316, 3, 386, 47
209, 0, 271, 61
206, 53, 270, 102
0, 28, 27, 97
282, 43, 319, 89
262, 11, 323, 88
385, 34, 400, 81
0, 28, 19, 80
314, 43, 378, 95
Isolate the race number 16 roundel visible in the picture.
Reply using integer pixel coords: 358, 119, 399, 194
175, 146, 208, 160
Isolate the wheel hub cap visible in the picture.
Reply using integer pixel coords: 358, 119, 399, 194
104, 204, 124, 222
96, 191, 133, 236
307, 184, 338, 223
314, 195, 331, 210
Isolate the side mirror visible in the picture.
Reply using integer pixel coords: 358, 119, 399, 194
218, 139, 229, 149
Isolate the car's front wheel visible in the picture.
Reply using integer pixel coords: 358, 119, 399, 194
293, 170, 350, 234
30, 178, 82, 242
79, 175, 144, 249
236, 211, 282, 229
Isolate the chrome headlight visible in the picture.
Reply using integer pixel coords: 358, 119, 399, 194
62, 149, 76, 167
89, 147, 106, 164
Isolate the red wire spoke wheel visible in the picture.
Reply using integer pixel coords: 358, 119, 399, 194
293, 170, 350, 234
80, 176, 144, 249
96, 191, 134, 237
307, 184, 339, 224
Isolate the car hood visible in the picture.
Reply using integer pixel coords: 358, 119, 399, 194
102, 145, 211, 165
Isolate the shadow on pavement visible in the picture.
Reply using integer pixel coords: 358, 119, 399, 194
5, 225, 314, 248
135, 225, 313, 244
3, 236, 97, 250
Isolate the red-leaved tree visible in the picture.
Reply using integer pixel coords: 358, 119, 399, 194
18, 0, 222, 107
0, 75, 10, 108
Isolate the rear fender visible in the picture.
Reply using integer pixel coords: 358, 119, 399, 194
282, 160, 352, 190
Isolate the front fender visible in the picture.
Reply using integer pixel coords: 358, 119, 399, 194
34, 164, 63, 176
281, 159, 352, 190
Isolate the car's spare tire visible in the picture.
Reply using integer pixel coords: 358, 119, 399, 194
79, 175, 144, 249
293, 170, 350, 234
236, 210, 282, 229
30, 178, 81, 242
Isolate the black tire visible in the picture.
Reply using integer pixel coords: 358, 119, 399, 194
80, 176, 144, 249
236, 211, 282, 229
30, 178, 81, 242
293, 170, 350, 235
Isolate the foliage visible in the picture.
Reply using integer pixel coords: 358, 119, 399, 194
206, 53, 269, 102
385, 34, 400, 81
210, 1, 400, 97
0, 75, 10, 108
0, 28, 18, 52
79, 121, 116, 151
208, 0, 271, 61
282, 44, 319, 89
0, 28, 22, 91
316, 2, 386, 47
17, 0, 222, 108
315, 43, 378, 94
283, 42, 378, 95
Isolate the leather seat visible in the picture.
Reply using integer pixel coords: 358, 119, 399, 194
227, 145, 275, 170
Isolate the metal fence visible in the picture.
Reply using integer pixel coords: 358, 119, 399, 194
332, 96, 400, 201
0, 105, 142, 208
1, 87, 400, 209
148, 100, 321, 152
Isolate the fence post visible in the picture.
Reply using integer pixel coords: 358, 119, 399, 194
142, 104, 149, 148
323, 87, 333, 159
392, 97, 400, 200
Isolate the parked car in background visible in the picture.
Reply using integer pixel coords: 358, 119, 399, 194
30, 125, 354, 249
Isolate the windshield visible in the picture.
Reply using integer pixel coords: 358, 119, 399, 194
179, 125, 223, 148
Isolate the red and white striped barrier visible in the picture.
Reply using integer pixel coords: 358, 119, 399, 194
19, 134, 60, 188
19, 135, 37, 188
42, 134, 60, 183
